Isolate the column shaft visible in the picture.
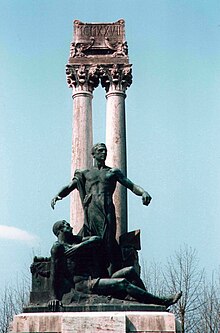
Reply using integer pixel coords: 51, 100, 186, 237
70, 90, 93, 233
106, 90, 127, 240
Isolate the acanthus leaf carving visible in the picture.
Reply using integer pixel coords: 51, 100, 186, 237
100, 64, 132, 92
66, 64, 100, 92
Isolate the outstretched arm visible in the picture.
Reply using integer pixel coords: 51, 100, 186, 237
51, 179, 77, 209
115, 169, 152, 206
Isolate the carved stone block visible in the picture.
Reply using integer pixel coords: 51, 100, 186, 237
11, 312, 181, 333
68, 19, 130, 65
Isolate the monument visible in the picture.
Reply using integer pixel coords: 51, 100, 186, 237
10, 20, 182, 333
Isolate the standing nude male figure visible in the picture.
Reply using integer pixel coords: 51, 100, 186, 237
51, 143, 152, 273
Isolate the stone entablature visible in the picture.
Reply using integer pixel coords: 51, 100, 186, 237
68, 19, 129, 65
74, 20, 125, 42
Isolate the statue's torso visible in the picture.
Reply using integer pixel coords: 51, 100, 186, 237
63, 241, 108, 279
83, 167, 117, 197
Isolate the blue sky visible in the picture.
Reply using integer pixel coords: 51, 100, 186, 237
0, 0, 220, 290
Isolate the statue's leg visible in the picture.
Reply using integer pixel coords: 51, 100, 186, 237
104, 212, 122, 275
126, 283, 182, 307
111, 266, 146, 290
94, 277, 182, 307
94, 278, 128, 299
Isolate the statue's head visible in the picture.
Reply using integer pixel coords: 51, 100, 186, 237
91, 143, 107, 161
53, 220, 72, 237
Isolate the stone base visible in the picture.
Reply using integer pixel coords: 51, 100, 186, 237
23, 303, 166, 313
11, 311, 181, 333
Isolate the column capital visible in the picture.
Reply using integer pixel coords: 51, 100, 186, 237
66, 64, 99, 93
100, 64, 132, 93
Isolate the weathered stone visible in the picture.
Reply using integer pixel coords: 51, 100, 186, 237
65, 64, 99, 233
68, 19, 129, 66
11, 311, 181, 333
100, 63, 132, 239
70, 88, 93, 234
105, 89, 128, 239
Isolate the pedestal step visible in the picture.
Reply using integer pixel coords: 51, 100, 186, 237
11, 311, 181, 333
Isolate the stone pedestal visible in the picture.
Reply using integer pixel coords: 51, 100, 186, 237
11, 311, 181, 333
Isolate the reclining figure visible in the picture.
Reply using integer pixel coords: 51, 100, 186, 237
48, 220, 182, 311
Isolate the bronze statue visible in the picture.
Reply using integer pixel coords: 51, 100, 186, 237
51, 143, 152, 273
48, 220, 182, 311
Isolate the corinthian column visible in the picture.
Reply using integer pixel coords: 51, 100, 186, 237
100, 64, 132, 240
66, 64, 99, 233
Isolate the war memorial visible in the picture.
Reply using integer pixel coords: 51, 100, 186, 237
11, 20, 182, 333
